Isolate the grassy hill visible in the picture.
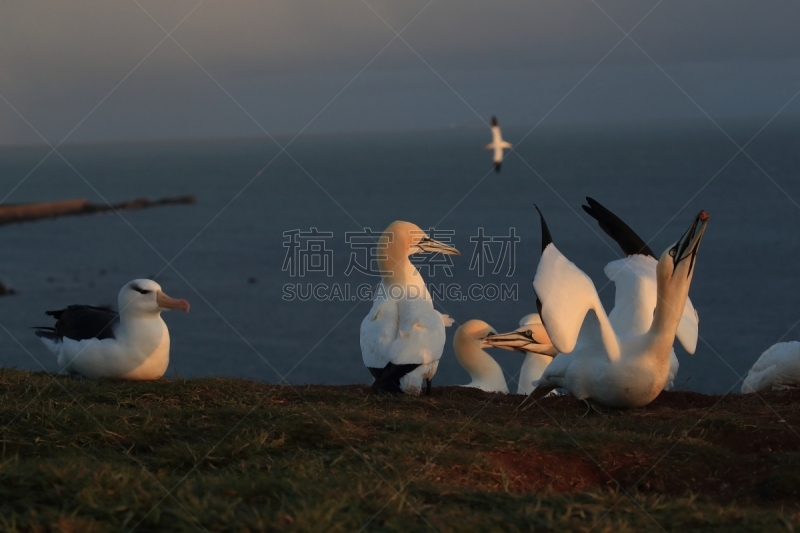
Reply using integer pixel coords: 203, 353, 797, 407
0, 368, 798, 532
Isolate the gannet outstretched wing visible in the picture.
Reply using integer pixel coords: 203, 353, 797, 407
583, 197, 699, 354
532, 207, 620, 360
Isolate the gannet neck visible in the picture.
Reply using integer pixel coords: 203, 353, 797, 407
593, 305, 622, 362
378, 222, 413, 285
648, 280, 691, 360
518, 352, 553, 395
454, 321, 508, 393
377, 220, 439, 294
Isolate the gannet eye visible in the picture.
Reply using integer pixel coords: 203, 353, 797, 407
669, 249, 677, 258
524, 330, 533, 338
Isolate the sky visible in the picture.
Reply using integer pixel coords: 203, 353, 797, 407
1, 0, 800, 145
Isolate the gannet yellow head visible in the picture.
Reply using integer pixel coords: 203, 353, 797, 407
380, 220, 460, 257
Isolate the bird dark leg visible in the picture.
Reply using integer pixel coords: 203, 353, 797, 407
426, 378, 432, 396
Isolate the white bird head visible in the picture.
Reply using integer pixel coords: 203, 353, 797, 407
117, 279, 190, 317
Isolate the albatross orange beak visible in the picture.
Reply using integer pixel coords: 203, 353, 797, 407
156, 290, 190, 312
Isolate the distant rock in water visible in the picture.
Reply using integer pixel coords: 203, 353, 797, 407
0, 195, 196, 226
0, 281, 16, 296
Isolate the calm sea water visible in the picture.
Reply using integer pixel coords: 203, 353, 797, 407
1, 123, 799, 394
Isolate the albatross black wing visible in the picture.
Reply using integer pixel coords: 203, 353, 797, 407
582, 197, 656, 258
34, 305, 119, 341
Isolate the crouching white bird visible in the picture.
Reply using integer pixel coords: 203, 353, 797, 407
742, 342, 800, 393
486, 116, 512, 172
526, 206, 708, 408
476, 313, 558, 394
360, 221, 459, 395
581, 197, 700, 390
34, 279, 190, 379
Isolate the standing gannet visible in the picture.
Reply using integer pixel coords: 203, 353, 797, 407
360, 221, 459, 395
582, 197, 701, 390
485, 116, 512, 172
526, 206, 708, 408
742, 343, 800, 392
34, 279, 190, 379
480, 313, 559, 394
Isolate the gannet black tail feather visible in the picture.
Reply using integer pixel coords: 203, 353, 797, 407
369, 363, 422, 394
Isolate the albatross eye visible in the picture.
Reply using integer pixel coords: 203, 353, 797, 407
132, 286, 151, 295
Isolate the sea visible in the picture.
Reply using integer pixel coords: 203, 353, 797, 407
1, 121, 799, 395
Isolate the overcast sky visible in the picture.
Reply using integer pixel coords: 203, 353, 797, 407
1, 0, 800, 145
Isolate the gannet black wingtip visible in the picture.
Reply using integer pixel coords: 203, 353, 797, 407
582, 197, 655, 258
534, 204, 553, 252
491, 116, 498, 126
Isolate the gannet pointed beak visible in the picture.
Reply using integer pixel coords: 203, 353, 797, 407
669, 210, 709, 274
156, 290, 190, 312
415, 237, 460, 256
482, 329, 557, 356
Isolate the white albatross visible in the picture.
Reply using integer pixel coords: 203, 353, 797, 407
34, 279, 190, 379
742, 342, 800, 393
486, 116, 512, 172
360, 221, 459, 395
525, 206, 709, 408
455, 314, 557, 394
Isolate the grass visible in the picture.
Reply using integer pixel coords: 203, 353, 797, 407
0, 368, 799, 532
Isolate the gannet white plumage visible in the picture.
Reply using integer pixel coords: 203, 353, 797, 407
485, 116, 512, 172
526, 205, 709, 408
360, 221, 459, 395
34, 279, 190, 379
581, 198, 700, 390
742, 342, 800, 393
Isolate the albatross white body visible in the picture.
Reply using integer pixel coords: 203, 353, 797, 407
360, 221, 459, 394
35, 279, 190, 380
529, 207, 709, 408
